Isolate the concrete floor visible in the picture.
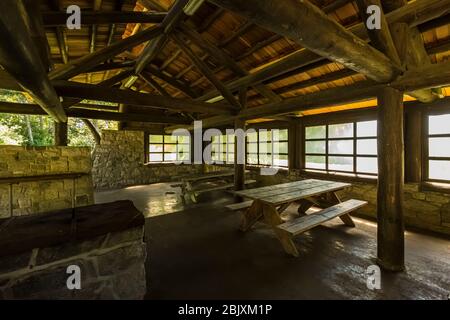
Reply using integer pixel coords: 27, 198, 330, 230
95, 183, 450, 300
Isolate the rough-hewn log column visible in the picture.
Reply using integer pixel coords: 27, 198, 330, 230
54, 122, 68, 146
234, 89, 247, 201
210, 0, 400, 83
405, 108, 422, 183
377, 87, 405, 271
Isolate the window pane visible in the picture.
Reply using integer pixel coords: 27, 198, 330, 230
357, 157, 378, 174
247, 143, 258, 153
329, 156, 353, 172
164, 153, 176, 161
429, 114, 450, 135
274, 154, 288, 167
178, 145, 190, 154
177, 135, 190, 144
328, 140, 353, 155
273, 129, 288, 141
164, 144, 176, 152
178, 153, 190, 161
227, 153, 235, 163
306, 126, 326, 139
227, 135, 235, 143
305, 156, 326, 170
329, 123, 353, 138
273, 142, 288, 154
150, 144, 163, 152
259, 131, 271, 142
429, 138, 450, 157
429, 160, 450, 181
149, 153, 163, 162
247, 131, 258, 142
259, 154, 272, 165
150, 135, 163, 143
164, 135, 177, 143
247, 154, 258, 164
357, 121, 377, 137
227, 144, 235, 153
357, 139, 377, 155
259, 142, 272, 154
305, 141, 325, 154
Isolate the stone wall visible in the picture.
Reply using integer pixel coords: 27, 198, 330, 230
205, 165, 450, 236
0, 146, 94, 219
92, 130, 203, 190
0, 226, 146, 299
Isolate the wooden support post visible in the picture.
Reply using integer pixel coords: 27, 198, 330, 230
54, 121, 68, 146
377, 87, 405, 272
405, 108, 422, 183
118, 104, 128, 130
234, 88, 247, 201
297, 120, 304, 170
288, 123, 297, 170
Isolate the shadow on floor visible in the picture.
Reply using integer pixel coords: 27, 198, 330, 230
95, 183, 450, 300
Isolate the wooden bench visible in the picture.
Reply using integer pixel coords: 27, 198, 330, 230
277, 199, 367, 236
225, 200, 254, 211
188, 179, 256, 203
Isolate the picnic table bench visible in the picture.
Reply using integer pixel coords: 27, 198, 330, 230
171, 170, 255, 203
230, 179, 367, 257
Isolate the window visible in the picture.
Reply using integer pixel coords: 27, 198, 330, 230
426, 113, 450, 182
211, 134, 235, 164
304, 120, 378, 177
246, 129, 289, 168
148, 134, 190, 163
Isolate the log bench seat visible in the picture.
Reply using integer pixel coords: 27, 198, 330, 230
277, 199, 367, 236
225, 200, 254, 211
189, 179, 257, 200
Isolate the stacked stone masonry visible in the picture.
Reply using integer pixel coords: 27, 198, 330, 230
0, 146, 94, 219
0, 226, 146, 300
92, 130, 203, 190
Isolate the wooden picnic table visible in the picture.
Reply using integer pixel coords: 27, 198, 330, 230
232, 179, 367, 257
172, 170, 255, 203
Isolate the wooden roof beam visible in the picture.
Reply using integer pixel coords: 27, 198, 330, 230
200, 0, 450, 102
177, 60, 450, 129
42, 11, 167, 26
180, 24, 282, 103
52, 81, 233, 115
146, 66, 199, 98
210, 0, 400, 83
376, 0, 442, 102
49, 25, 164, 80
134, 0, 189, 74
0, 102, 191, 125
0, 0, 66, 122
172, 33, 241, 109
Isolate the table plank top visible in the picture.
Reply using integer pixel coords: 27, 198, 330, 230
234, 179, 351, 206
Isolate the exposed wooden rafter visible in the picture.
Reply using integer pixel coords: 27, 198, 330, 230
210, 0, 401, 83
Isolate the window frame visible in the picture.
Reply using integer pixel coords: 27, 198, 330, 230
422, 109, 450, 184
147, 133, 190, 164
246, 128, 289, 169
211, 134, 235, 164
303, 119, 378, 178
